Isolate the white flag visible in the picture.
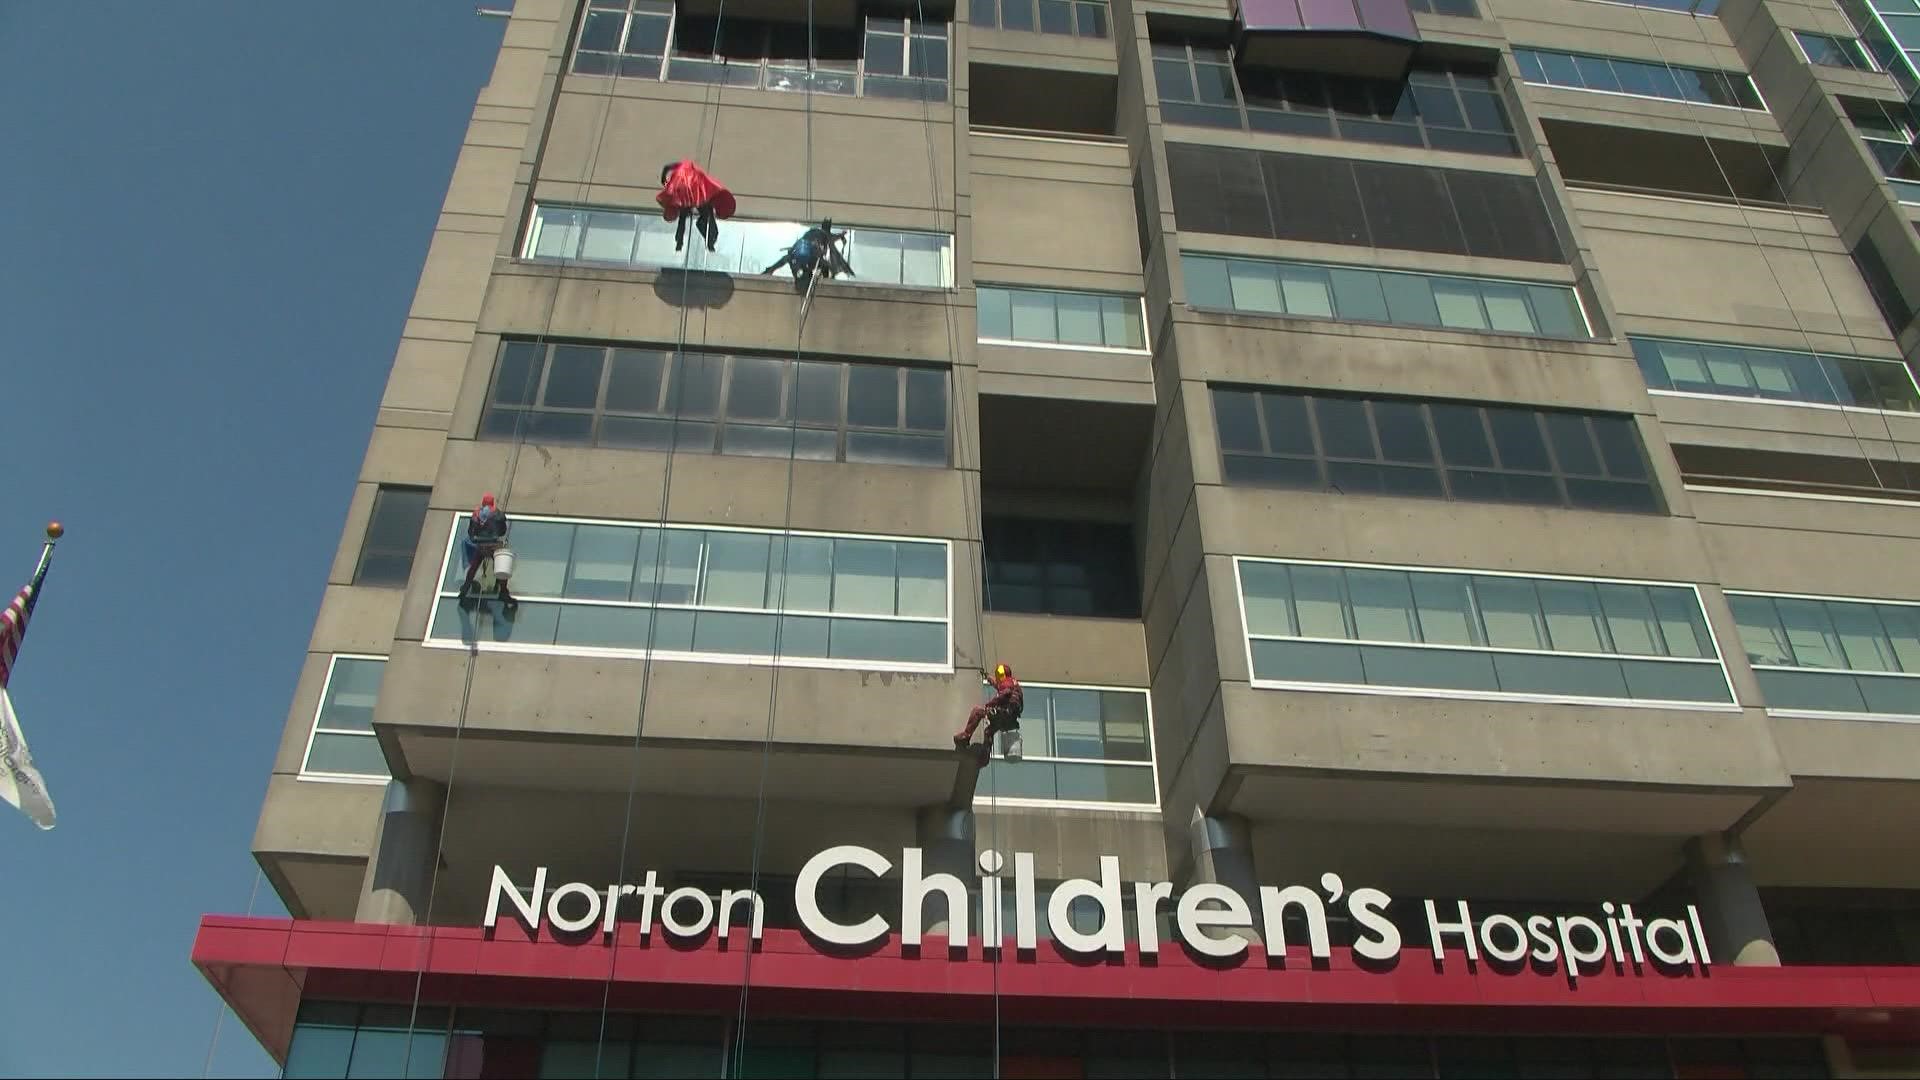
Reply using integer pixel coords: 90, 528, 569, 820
0, 689, 55, 830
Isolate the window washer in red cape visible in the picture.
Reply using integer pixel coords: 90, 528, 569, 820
955, 662, 1024, 757
657, 159, 736, 253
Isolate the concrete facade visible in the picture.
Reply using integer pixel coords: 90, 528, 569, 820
251, 2, 1920, 1047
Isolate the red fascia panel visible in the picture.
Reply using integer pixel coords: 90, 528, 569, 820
193, 915, 1920, 1064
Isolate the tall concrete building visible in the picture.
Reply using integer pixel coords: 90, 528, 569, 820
195, 0, 1920, 1075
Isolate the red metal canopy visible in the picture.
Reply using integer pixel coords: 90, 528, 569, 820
194, 915, 1920, 1065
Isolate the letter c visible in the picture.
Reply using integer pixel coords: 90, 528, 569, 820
795, 844, 893, 946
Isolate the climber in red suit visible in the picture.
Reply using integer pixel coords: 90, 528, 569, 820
657, 159, 736, 253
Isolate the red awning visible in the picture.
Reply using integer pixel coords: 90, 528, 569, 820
193, 915, 1920, 1065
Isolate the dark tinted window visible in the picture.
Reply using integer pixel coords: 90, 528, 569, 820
1165, 144, 1565, 262
1154, 43, 1516, 155
984, 517, 1139, 618
355, 486, 432, 587
1212, 386, 1660, 513
480, 340, 948, 467
1855, 233, 1915, 335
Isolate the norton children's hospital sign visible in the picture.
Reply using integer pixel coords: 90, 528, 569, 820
484, 845, 1714, 983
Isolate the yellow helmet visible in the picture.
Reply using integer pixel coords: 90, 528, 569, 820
993, 663, 1011, 680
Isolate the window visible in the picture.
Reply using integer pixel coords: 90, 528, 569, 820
1846, 101, 1920, 203
1514, 47, 1765, 110
572, 0, 673, 78
1673, 442, 1920, 501
984, 517, 1139, 618
1152, 43, 1518, 156
354, 486, 430, 587
301, 657, 388, 781
425, 516, 952, 671
861, 16, 949, 101
1731, 591, 1920, 719
1237, 558, 1734, 707
525, 203, 954, 288
1577, 0, 1718, 12
977, 684, 1156, 807
1183, 254, 1589, 339
1211, 387, 1659, 513
1798, 30, 1878, 72
1633, 336, 1920, 412
976, 286, 1146, 350
1408, 0, 1477, 14
1163, 144, 1564, 262
572, 6, 947, 101
1855, 232, 1916, 334
477, 340, 949, 467
972, 0, 1109, 38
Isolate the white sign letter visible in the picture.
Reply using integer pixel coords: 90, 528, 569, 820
1348, 888, 1400, 962
1177, 883, 1252, 959
1134, 881, 1174, 956
795, 844, 892, 947
484, 865, 546, 932
1259, 885, 1331, 962
1426, 900, 1478, 962
546, 881, 602, 934
1047, 856, 1126, 955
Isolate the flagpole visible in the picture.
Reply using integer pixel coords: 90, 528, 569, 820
35, 521, 61, 579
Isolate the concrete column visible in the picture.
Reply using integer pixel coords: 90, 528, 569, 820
1685, 832, 1780, 967
914, 806, 978, 936
355, 777, 447, 925
1188, 810, 1262, 947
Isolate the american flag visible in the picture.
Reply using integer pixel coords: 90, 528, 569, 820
0, 540, 57, 829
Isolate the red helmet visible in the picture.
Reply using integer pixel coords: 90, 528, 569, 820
480, 493, 496, 508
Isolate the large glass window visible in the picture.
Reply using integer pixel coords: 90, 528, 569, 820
1164, 144, 1564, 263
1798, 30, 1878, 72
1211, 386, 1659, 513
1238, 558, 1732, 707
1731, 591, 1920, 719
977, 684, 1156, 807
1408, 0, 1478, 14
572, 6, 945, 101
976, 285, 1146, 350
526, 203, 954, 288
1633, 336, 1920, 412
478, 340, 949, 468
1153, 43, 1517, 156
1846, 101, 1920, 204
425, 516, 952, 671
354, 486, 431, 587
300, 657, 389, 781
1184, 253, 1588, 339
971, 0, 1108, 38
984, 517, 1139, 618
1515, 47, 1765, 110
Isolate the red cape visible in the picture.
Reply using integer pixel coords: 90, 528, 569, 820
656, 160, 736, 220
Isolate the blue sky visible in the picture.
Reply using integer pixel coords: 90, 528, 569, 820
0, 4, 504, 1075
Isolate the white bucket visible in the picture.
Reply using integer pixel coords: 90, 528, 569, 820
997, 729, 1024, 762
490, 548, 515, 582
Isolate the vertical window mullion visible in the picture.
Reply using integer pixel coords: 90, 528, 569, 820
1252, 389, 1275, 455
835, 362, 850, 463
1534, 411, 1574, 507
534, 342, 558, 409
592, 344, 616, 446
1423, 404, 1454, 499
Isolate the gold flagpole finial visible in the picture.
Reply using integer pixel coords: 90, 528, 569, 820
44, 522, 62, 541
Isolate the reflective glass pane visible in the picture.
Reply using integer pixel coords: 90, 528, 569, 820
1538, 579, 1610, 653
1360, 644, 1500, 691
794, 361, 841, 425
1475, 576, 1547, 649
1381, 273, 1442, 326
606, 348, 668, 413
1757, 668, 1869, 713
1101, 691, 1151, 761
832, 539, 897, 614
1777, 598, 1845, 668
581, 211, 638, 263
978, 287, 1012, 339
1831, 601, 1898, 672
830, 617, 945, 662
770, 535, 833, 611
1433, 281, 1488, 329
1329, 267, 1389, 322
1240, 561, 1297, 636
1493, 652, 1630, 698
305, 733, 389, 777
1056, 292, 1105, 345
702, 531, 772, 608
1184, 256, 1232, 308
1597, 584, 1662, 656
1621, 660, 1730, 703
1878, 604, 1920, 672
505, 521, 574, 596
904, 369, 947, 432
1651, 587, 1713, 659
1228, 260, 1284, 313
1278, 265, 1335, 317
846, 365, 899, 427
555, 604, 658, 649
567, 524, 640, 600
319, 658, 384, 732
1346, 568, 1419, 642
726, 356, 786, 421
1289, 564, 1350, 638
895, 542, 948, 618
1251, 639, 1366, 684
1412, 572, 1480, 646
